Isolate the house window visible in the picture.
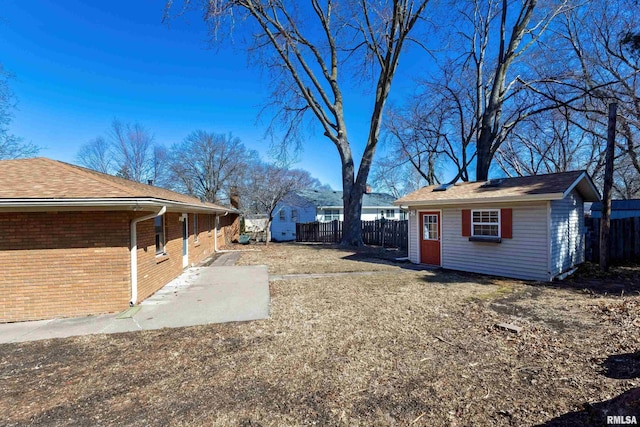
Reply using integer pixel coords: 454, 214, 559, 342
291, 209, 298, 222
324, 209, 340, 221
208, 214, 213, 234
386, 209, 396, 218
472, 210, 500, 237
193, 214, 199, 242
155, 215, 165, 255
279, 209, 286, 221
400, 211, 408, 220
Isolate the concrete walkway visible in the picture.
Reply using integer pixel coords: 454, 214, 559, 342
211, 251, 242, 266
0, 264, 270, 344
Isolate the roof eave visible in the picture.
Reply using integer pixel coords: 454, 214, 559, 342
562, 171, 601, 202
316, 204, 398, 209
394, 193, 565, 207
0, 198, 234, 214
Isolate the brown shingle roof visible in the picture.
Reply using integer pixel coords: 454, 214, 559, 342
0, 157, 232, 211
395, 170, 600, 206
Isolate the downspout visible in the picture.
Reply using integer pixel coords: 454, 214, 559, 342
214, 211, 229, 252
130, 206, 166, 306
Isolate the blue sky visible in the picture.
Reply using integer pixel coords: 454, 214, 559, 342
2, 1, 428, 190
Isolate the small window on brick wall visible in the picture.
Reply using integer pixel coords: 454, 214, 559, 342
155, 215, 166, 255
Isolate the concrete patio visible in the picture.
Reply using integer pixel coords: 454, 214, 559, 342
0, 262, 270, 344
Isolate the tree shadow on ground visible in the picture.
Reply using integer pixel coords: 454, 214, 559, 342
549, 262, 640, 297
540, 351, 640, 426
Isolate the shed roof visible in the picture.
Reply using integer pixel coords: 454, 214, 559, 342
395, 171, 600, 207
297, 189, 396, 208
0, 157, 235, 213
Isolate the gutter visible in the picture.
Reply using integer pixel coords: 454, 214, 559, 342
130, 205, 166, 306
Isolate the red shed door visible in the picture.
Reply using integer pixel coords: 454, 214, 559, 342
420, 212, 441, 266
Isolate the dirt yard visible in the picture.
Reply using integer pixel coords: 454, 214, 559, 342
1, 243, 639, 426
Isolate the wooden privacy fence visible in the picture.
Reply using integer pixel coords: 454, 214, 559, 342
296, 219, 408, 249
585, 216, 640, 263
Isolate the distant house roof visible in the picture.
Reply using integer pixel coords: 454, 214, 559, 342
395, 171, 600, 207
296, 189, 396, 208
590, 199, 640, 219
0, 157, 236, 213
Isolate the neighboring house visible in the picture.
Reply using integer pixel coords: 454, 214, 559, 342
590, 200, 640, 219
394, 171, 600, 281
0, 158, 239, 323
271, 189, 400, 241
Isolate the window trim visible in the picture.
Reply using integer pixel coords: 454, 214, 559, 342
422, 213, 439, 241
471, 209, 500, 238
154, 214, 166, 255
323, 209, 340, 222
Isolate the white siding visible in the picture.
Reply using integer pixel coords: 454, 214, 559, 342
314, 207, 398, 222
271, 203, 316, 241
438, 202, 550, 281
550, 190, 584, 277
408, 209, 419, 263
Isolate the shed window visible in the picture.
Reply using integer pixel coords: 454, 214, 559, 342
291, 209, 298, 222
155, 215, 166, 255
279, 209, 286, 221
472, 210, 499, 237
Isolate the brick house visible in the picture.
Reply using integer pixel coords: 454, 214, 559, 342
0, 158, 240, 323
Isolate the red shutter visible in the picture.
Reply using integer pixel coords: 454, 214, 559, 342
462, 209, 471, 236
501, 208, 512, 238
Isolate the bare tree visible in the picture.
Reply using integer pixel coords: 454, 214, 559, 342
370, 154, 428, 198
384, 0, 570, 183
548, 0, 640, 197
165, 0, 430, 246
110, 119, 156, 183
75, 137, 112, 173
168, 131, 257, 203
0, 65, 39, 160
243, 163, 319, 244
76, 119, 165, 184
494, 107, 603, 177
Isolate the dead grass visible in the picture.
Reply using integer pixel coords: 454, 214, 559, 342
1, 244, 639, 426
236, 242, 402, 274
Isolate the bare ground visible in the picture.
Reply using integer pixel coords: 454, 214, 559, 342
1, 243, 639, 426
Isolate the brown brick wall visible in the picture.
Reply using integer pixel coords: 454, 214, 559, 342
134, 212, 217, 303
1, 210, 226, 323
0, 211, 131, 323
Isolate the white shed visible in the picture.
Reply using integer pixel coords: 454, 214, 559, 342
394, 171, 600, 281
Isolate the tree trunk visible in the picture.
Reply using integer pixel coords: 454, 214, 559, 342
600, 102, 617, 271
338, 141, 364, 247
265, 217, 272, 246
342, 182, 364, 246
476, 131, 493, 181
